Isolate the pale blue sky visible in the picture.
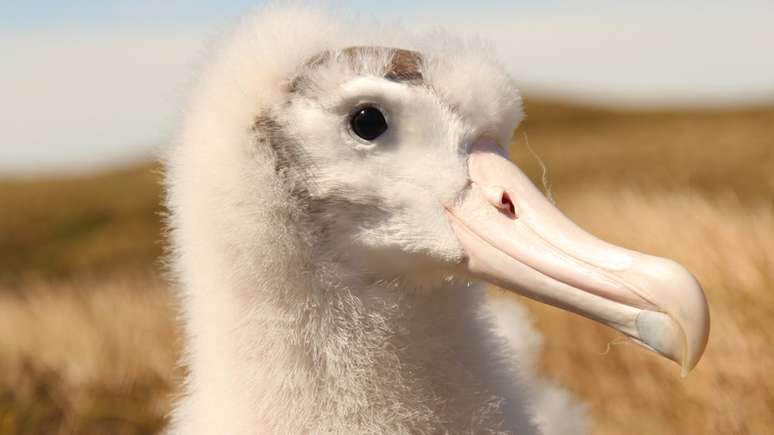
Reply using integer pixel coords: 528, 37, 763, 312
2, 0, 255, 28
2, 1, 773, 175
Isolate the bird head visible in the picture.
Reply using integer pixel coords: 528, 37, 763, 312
170, 11, 709, 375
272, 47, 512, 283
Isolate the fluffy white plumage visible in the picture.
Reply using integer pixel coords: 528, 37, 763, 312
164, 4, 589, 434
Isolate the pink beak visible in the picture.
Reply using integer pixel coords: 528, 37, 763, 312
447, 139, 710, 375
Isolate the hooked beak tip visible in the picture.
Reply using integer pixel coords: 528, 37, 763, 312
634, 309, 707, 377
628, 257, 710, 375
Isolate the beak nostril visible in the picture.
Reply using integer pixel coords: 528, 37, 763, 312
500, 192, 517, 218
480, 185, 518, 219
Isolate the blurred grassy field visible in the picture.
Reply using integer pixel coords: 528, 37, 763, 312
1, 99, 772, 434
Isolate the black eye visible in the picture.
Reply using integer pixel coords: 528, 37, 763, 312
350, 106, 388, 141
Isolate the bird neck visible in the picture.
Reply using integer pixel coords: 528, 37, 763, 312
172, 267, 534, 434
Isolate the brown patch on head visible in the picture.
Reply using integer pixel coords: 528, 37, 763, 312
387, 49, 423, 82
342, 46, 423, 83
289, 46, 423, 93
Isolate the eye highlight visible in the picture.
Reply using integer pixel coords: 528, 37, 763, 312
349, 106, 388, 141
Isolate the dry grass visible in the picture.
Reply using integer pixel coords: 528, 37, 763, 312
0, 275, 179, 435
0, 165, 163, 286
0, 99, 772, 434
514, 100, 774, 203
